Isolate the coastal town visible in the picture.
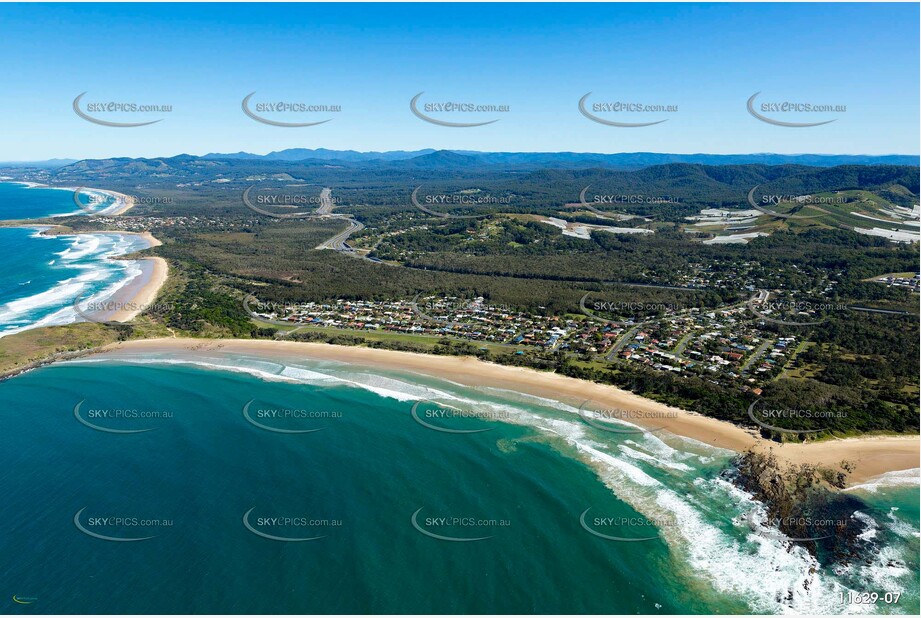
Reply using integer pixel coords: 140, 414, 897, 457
25, 209, 917, 401
250, 292, 819, 392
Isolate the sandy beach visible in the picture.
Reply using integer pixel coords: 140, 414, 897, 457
108, 255, 169, 321
98, 337, 919, 485
3, 182, 136, 216
31, 227, 168, 322
101, 231, 167, 322
82, 187, 137, 215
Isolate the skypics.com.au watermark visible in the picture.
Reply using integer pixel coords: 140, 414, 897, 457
73, 92, 171, 127
411, 295, 517, 328
578, 400, 677, 435
761, 195, 847, 206
747, 399, 846, 435
243, 296, 308, 326
411, 507, 509, 542
579, 507, 676, 542
243, 508, 340, 542
410, 400, 514, 434
578, 185, 677, 218
73, 400, 173, 434
579, 93, 677, 127
747, 92, 845, 127
746, 292, 849, 326
74, 508, 172, 541
242, 92, 341, 127
72, 187, 174, 215
741, 510, 856, 542
584, 194, 679, 206
242, 399, 342, 434
72, 295, 174, 326
579, 293, 681, 325
411, 186, 501, 219
242, 184, 338, 218
410, 92, 509, 127
747, 184, 826, 221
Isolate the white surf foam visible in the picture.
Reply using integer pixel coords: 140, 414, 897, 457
845, 468, 921, 493
65, 352, 915, 613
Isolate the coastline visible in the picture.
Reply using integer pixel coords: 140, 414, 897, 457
107, 255, 169, 321
0, 182, 915, 487
74, 187, 137, 216
96, 337, 920, 485
103, 231, 167, 322
89, 230, 166, 322
0, 181, 136, 216
31, 227, 168, 323
0, 181, 168, 328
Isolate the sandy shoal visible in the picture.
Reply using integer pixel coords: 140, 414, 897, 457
96, 338, 919, 485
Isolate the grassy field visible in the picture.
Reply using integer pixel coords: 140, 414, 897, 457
0, 323, 119, 376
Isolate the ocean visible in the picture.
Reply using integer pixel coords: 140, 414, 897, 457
0, 183, 148, 336
0, 351, 917, 614
0, 182, 84, 220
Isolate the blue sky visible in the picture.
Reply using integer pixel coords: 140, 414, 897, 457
0, 2, 917, 160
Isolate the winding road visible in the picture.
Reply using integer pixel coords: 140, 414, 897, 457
317, 217, 365, 251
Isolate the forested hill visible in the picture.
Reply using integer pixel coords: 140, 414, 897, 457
36, 156, 921, 195
196, 149, 919, 169
9, 150, 917, 176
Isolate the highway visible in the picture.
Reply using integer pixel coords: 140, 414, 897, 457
315, 187, 334, 215
313, 188, 366, 252
316, 217, 365, 251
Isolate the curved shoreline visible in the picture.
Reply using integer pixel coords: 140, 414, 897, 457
94, 337, 920, 486
1, 181, 136, 216
31, 227, 168, 324
101, 231, 167, 322
0, 179, 166, 329
75, 187, 137, 216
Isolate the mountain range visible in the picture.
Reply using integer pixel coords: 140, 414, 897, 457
3, 150, 917, 171
201, 149, 919, 169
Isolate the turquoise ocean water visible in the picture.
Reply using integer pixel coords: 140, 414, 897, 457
0, 351, 917, 614
0, 182, 83, 220
0, 182, 147, 336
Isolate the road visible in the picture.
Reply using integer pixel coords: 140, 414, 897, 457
847, 305, 913, 316
315, 188, 334, 215
671, 332, 694, 357
741, 339, 773, 373
316, 217, 365, 251
606, 326, 640, 361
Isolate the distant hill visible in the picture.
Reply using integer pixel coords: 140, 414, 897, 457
198, 148, 919, 169
756, 165, 920, 195
402, 150, 482, 168
203, 148, 437, 162
5, 151, 917, 174
23, 154, 915, 219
